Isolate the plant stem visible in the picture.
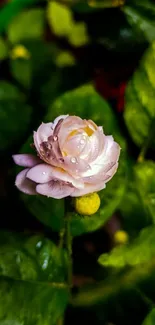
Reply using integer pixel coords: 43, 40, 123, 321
59, 227, 65, 249
137, 118, 155, 162
66, 217, 73, 288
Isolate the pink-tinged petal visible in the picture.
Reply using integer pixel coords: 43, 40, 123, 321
85, 119, 97, 131
63, 132, 89, 157
27, 164, 53, 183
49, 166, 84, 189
64, 156, 91, 175
104, 139, 121, 163
58, 116, 85, 149
83, 173, 111, 184
36, 180, 74, 199
12, 154, 41, 167
83, 137, 120, 177
105, 162, 118, 180
33, 122, 53, 150
27, 164, 84, 189
53, 115, 68, 130
71, 181, 106, 197
15, 169, 37, 195
81, 129, 105, 162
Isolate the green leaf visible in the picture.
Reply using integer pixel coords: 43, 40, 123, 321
8, 9, 45, 43
46, 84, 126, 150
98, 226, 155, 268
0, 0, 42, 34
142, 309, 155, 325
19, 136, 65, 231
21, 40, 59, 91
47, 2, 89, 47
72, 256, 155, 307
118, 160, 150, 236
68, 22, 90, 47
0, 82, 32, 151
72, 2, 98, 13
10, 58, 32, 89
119, 160, 155, 236
47, 1, 74, 37
0, 37, 8, 60
0, 232, 69, 324
41, 64, 89, 108
55, 51, 76, 67
124, 42, 155, 147
123, 1, 155, 42
46, 84, 127, 236
21, 194, 65, 232
134, 161, 155, 223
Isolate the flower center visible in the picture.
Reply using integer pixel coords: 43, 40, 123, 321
83, 126, 94, 136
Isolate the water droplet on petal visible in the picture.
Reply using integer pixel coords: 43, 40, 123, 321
42, 172, 46, 175
53, 135, 58, 141
71, 157, 77, 163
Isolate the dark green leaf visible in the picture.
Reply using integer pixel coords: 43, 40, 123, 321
41, 65, 90, 108
72, 2, 99, 13
142, 309, 155, 325
119, 160, 155, 236
134, 161, 155, 223
10, 58, 32, 89
98, 226, 155, 268
21, 194, 65, 232
0, 0, 41, 34
8, 9, 45, 43
71, 256, 155, 307
119, 160, 150, 236
46, 84, 126, 150
22, 40, 59, 91
0, 232, 69, 324
0, 82, 32, 151
0, 81, 24, 101
0, 37, 8, 60
124, 42, 155, 147
123, 1, 155, 42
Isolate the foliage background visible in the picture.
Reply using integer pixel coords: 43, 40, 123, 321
1, 0, 155, 324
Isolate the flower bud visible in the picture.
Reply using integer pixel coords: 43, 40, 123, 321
11, 45, 30, 60
74, 192, 100, 215
114, 230, 129, 245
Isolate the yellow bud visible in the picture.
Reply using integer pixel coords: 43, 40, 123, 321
10, 45, 30, 60
114, 230, 129, 245
74, 192, 100, 216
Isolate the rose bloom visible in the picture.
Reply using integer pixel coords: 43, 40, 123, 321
13, 115, 120, 199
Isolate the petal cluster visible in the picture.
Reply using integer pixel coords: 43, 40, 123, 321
13, 115, 120, 199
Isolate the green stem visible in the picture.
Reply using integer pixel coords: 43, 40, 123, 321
59, 228, 65, 249
137, 118, 155, 162
66, 217, 73, 288
135, 288, 155, 310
